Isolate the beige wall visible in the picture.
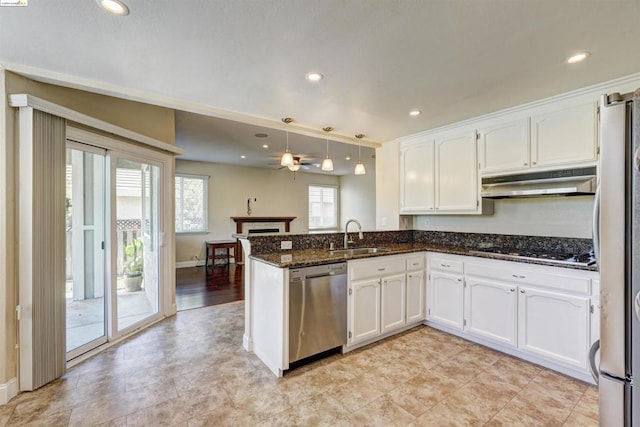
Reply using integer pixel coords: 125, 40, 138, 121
5, 72, 175, 144
414, 196, 594, 238
339, 171, 376, 231
0, 70, 176, 391
175, 160, 341, 263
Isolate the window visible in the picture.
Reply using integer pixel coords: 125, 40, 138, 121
175, 174, 208, 233
308, 185, 338, 230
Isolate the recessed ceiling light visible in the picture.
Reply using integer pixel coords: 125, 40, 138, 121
254, 133, 268, 138
240, 155, 246, 159
345, 156, 351, 161
305, 72, 324, 82
97, 0, 129, 15
262, 144, 269, 149
566, 52, 590, 64
409, 109, 422, 117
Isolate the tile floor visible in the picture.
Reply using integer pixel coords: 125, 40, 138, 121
1, 301, 598, 426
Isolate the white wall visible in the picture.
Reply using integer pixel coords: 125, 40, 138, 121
414, 196, 594, 238
375, 140, 400, 230
339, 169, 376, 231
175, 160, 341, 262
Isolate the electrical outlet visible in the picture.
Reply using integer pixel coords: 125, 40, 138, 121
280, 254, 293, 263
381, 216, 388, 227
281, 240, 292, 250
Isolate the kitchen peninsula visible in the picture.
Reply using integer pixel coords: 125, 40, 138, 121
239, 230, 599, 382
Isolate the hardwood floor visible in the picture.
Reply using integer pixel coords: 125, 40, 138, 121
175, 263, 244, 311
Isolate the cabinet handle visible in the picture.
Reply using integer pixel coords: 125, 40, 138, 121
408, 274, 412, 278
520, 289, 525, 294
458, 278, 462, 282
441, 263, 450, 268
378, 268, 386, 272
510, 288, 515, 292
523, 163, 528, 166
519, 275, 526, 279
532, 161, 537, 165
512, 274, 519, 278
412, 263, 419, 266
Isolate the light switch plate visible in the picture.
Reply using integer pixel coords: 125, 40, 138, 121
281, 241, 292, 250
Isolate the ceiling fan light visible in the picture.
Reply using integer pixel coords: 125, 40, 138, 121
288, 164, 301, 172
280, 149, 294, 166
354, 161, 366, 175
321, 156, 334, 172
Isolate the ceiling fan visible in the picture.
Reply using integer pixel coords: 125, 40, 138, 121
269, 155, 315, 171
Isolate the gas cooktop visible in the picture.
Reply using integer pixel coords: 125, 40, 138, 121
468, 247, 596, 267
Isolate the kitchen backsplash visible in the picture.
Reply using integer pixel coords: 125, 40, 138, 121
245, 230, 592, 255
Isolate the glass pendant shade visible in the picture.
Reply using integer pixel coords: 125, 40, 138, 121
321, 156, 334, 171
321, 126, 334, 172
288, 163, 301, 172
280, 117, 295, 166
280, 149, 294, 166
354, 133, 366, 175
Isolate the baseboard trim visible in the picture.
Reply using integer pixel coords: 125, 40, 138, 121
176, 260, 237, 269
176, 260, 206, 268
0, 377, 18, 405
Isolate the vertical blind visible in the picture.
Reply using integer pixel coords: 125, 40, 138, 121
19, 109, 67, 390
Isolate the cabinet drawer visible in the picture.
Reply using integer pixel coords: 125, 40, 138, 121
406, 255, 425, 271
350, 256, 405, 281
429, 257, 463, 274
466, 262, 591, 294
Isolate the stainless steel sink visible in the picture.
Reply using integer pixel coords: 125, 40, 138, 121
329, 247, 392, 256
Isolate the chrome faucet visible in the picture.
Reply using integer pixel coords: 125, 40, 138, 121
344, 219, 364, 248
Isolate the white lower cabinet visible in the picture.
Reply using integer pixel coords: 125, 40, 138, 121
381, 273, 407, 333
517, 286, 590, 370
427, 271, 464, 330
464, 277, 517, 347
426, 253, 598, 380
347, 253, 426, 347
349, 279, 381, 345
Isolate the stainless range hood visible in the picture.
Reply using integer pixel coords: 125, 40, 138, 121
481, 166, 597, 199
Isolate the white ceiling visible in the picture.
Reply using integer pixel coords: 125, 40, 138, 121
1, 0, 640, 174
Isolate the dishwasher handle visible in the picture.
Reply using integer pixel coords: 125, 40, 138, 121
303, 272, 337, 280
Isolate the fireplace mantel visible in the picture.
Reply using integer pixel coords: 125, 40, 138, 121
231, 216, 296, 234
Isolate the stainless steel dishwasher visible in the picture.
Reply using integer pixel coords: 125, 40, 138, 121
289, 262, 347, 363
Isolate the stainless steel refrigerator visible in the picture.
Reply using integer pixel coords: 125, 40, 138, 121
594, 89, 640, 426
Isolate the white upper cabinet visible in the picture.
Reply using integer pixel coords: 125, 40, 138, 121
399, 139, 435, 213
531, 102, 598, 169
435, 131, 478, 213
478, 118, 530, 175
399, 131, 487, 215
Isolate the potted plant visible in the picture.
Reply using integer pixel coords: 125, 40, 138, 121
124, 238, 144, 292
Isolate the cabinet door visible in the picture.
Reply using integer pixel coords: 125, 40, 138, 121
478, 118, 530, 175
406, 270, 425, 324
435, 131, 478, 213
400, 140, 435, 213
518, 286, 590, 370
427, 271, 464, 330
531, 102, 597, 168
465, 277, 517, 347
349, 279, 381, 345
381, 273, 406, 333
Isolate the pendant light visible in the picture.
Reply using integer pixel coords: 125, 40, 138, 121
354, 133, 366, 175
321, 126, 334, 172
280, 117, 294, 167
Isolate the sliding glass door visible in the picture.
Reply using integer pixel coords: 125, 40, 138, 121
65, 143, 108, 359
113, 157, 161, 332
65, 128, 169, 362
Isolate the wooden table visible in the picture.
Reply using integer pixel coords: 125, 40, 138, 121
205, 240, 236, 269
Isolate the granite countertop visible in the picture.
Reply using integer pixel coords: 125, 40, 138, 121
250, 242, 598, 272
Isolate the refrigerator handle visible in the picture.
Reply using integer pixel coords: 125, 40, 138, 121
588, 339, 600, 384
592, 184, 601, 268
